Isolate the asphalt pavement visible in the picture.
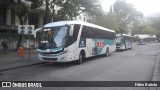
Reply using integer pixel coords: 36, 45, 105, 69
0, 43, 160, 90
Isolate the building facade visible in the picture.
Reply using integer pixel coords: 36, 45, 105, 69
0, 0, 90, 50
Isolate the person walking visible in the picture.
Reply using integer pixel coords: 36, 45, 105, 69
1, 39, 5, 54
1, 39, 8, 54
3, 39, 8, 54
1, 39, 3, 53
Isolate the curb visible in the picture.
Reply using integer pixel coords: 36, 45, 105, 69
0, 62, 45, 72
150, 50, 160, 90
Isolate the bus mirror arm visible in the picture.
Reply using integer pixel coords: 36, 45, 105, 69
34, 32, 36, 38
69, 25, 74, 36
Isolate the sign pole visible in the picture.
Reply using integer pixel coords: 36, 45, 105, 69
21, 25, 24, 60
18, 25, 34, 61
29, 25, 31, 60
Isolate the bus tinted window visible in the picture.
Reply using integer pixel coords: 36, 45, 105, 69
81, 26, 115, 39
73, 24, 81, 41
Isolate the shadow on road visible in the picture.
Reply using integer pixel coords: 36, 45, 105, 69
40, 54, 114, 68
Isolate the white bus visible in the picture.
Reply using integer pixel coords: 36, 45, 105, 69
116, 34, 134, 50
35, 21, 116, 64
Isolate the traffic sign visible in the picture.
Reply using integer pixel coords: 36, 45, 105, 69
18, 25, 35, 35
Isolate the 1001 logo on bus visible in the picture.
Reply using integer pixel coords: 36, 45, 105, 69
96, 42, 104, 48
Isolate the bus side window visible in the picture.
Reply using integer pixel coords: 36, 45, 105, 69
81, 26, 88, 38
73, 24, 81, 41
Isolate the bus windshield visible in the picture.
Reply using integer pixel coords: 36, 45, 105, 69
116, 36, 122, 44
38, 26, 69, 50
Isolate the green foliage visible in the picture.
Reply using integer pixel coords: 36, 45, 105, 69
151, 17, 160, 31
50, 0, 103, 20
11, 2, 30, 24
113, 0, 143, 33
75, 0, 103, 15
11, 0, 44, 49
11, 0, 44, 24
28, 0, 44, 9
132, 20, 159, 37
57, 0, 79, 20
95, 13, 121, 32
94, 0, 144, 35
142, 26, 157, 34
132, 21, 145, 35
95, 0, 143, 34
149, 17, 160, 38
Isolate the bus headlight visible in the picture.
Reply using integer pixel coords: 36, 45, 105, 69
59, 50, 68, 55
121, 44, 124, 46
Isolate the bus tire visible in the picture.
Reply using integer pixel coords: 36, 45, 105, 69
124, 44, 127, 50
76, 51, 84, 64
104, 48, 109, 57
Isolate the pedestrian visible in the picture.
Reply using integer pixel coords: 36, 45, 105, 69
1, 39, 8, 54
3, 39, 8, 54
1, 39, 5, 54
1, 39, 3, 53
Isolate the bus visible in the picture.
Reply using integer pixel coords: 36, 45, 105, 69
116, 34, 134, 50
35, 20, 116, 64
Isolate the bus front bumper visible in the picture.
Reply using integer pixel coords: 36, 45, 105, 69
38, 52, 69, 62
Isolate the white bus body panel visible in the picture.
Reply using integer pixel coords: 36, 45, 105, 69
37, 20, 116, 62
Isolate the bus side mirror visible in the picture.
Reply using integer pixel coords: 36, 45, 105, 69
69, 25, 74, 36
34, 32, 36, 38
34, 28, 42, 38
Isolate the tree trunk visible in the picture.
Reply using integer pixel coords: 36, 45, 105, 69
16, 17, 23, 50
44, 0, 50, 24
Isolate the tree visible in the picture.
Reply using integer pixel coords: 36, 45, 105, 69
132, 21, 145, 35
48, 0, 103, 22
142, 26, 157, 34
11, 0, 44, 49
149, 17, 160, 39
113, 0, 143, 34
109, 5, 113, 13
12, 0, 30, 25
95, 13, 121, 32
151, 17, 160, 31
57, 0, 79, 20
43, 0, 50, 24
74, 0, 102, 14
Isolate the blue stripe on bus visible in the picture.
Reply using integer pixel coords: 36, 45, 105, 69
93, 39, 114, 55
79, 38, 114, 55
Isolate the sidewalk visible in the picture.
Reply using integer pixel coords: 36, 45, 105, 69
0, 50, 43, 72
150, 50, 160, 90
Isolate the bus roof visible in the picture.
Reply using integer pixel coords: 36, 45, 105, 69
44, 20, 115, 33
116, 33, 134, 37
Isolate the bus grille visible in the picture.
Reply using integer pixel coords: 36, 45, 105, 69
42, 57, 57, 61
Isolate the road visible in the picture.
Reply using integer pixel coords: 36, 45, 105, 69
0, 43, 160, 90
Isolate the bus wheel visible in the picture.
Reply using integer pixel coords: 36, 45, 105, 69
104, 48, 109, 57
124, 44, 127, 50
76, 53, 83, 64
130, 45, 132, 49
